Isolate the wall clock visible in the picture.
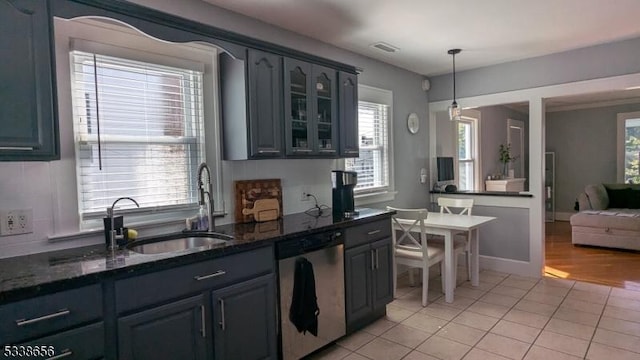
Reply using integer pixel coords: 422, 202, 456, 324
407, 113, 419, 134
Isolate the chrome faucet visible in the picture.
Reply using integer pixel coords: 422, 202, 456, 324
197, 162, 214, 230
107, 197, 139, 249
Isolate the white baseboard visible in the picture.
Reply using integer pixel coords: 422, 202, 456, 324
479, 255, 541, 278
554, 212, 574, 221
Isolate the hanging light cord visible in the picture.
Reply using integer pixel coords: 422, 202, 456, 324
452, 52, 456, 102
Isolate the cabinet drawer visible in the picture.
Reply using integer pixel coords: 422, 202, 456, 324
20, 322, 104, 360
0, 284, 103, 344
116, 245, 274, 313
344, 219, 391, 249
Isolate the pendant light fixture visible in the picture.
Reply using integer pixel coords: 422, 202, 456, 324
448, 48, 462, 121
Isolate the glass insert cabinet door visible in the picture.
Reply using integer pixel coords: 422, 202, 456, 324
284, 59, 338, 156
284, 59, 312, 154
314, 67, 337, 155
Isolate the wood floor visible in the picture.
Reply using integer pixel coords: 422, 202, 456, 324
545, 221, 640, 290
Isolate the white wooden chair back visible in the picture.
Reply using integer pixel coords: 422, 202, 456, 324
438, 197, 473, 215
386, 206, 429, 257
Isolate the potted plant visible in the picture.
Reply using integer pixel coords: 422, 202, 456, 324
499, 143, 517, 177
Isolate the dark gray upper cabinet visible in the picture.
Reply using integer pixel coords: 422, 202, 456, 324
0, 0, 58, 161
211, 274, 277, 360
284, 59, 338, 157
220, 49, 283, 160
339, 71, 359, 157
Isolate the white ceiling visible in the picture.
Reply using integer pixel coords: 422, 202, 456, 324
203, 0, 640, 76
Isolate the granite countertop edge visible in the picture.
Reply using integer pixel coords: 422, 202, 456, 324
430, 190, 534, 197
0, 208, 393, 304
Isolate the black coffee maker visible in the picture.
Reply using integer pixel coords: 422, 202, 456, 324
332, 170, 358, 218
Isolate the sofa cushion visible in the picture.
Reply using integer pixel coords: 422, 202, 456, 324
570, 210, 640, 231
585, 184, 609, 210
629, 190, 640, 209
606, 187, 631, 208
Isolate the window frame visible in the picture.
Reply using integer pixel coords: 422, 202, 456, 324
54, 17, 223, 233
341, 85, 395, 205
617, 111, 640, 183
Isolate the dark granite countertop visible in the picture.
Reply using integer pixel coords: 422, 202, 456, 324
0, 208, 392, 304
430, 190, 533, 197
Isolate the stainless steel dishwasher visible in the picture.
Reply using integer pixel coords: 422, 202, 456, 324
276, 230, 345, 360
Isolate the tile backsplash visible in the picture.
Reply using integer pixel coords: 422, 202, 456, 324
0, 158, 337, 258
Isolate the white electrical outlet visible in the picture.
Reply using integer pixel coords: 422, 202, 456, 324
0, 209, 33, 236
301, 186, 311, 201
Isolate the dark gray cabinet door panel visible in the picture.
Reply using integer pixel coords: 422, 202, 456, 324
338, 71, 358, 157
248, 49, 283, 158
23, 322, 104, 360
118, 295, 208, 360
372, 238, 393, 308
284, 58, 313, 155
211, 274, 277, 360
344, 244, 373, 325
0, 0, 58, 160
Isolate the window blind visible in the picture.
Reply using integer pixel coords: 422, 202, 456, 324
345, 101, 389, 192
70, 51, 205, 219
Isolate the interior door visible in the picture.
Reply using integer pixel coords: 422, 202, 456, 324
507, 119, 525, 178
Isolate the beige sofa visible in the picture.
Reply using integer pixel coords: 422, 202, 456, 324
570, 184, 640, 251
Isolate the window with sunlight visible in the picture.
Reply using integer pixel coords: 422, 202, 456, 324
71, 51, 205, 220
457, 119, 475, 191
345, 101, 390, 193
623, 117, 640, 184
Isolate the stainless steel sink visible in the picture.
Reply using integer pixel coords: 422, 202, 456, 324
127, 233, 233, 254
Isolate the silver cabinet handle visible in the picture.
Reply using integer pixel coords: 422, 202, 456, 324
46, 349, 73, 360
370, 249, 375, 270
194, 270, 226, 281
319, 149, 336, 153
367, 229, 381, 236
293, 149, 313, 153
375, 249, 379, 270
16, 309, 70, 326
200, 305, 206, 338
218, 298, 226, 330
257, 150, 280, 154
344, 150, 358, 154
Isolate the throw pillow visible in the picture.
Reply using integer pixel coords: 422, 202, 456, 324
606, 187, 631, 208
628, 190, 640, 209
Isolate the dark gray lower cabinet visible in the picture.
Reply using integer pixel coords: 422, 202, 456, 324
345, 243, 374, 326
118, 295, 208, 360
23, 322, 104, 360
211, 274, 277, 360
345, 237, 393, 333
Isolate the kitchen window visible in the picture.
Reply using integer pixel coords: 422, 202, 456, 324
70, 50, 206, 221
345, 85, 394, 203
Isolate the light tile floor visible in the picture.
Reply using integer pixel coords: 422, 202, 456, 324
309, 268, 640, 360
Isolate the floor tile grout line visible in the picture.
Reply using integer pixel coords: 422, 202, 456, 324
582, 285, 612, 360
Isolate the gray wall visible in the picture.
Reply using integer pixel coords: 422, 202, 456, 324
546, 102, 640, 212
429, 36, 640, 101
474, 206, 530, 262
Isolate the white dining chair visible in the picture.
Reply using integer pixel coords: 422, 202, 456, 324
387, 206, 447, 306
437, 197, 474, 281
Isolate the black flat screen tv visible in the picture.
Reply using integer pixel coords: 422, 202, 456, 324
437, 157, 455, 182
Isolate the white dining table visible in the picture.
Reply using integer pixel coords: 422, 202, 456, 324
395, 212, 496, 303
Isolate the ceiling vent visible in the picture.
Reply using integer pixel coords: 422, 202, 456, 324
370, 42, 399, 53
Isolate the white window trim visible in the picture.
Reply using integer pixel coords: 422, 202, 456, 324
339, 84, 395, 206
617, 110, 640, 183
53, 17, 223, 236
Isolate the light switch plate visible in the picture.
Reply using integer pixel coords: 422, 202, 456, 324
0, 209, 33, 236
